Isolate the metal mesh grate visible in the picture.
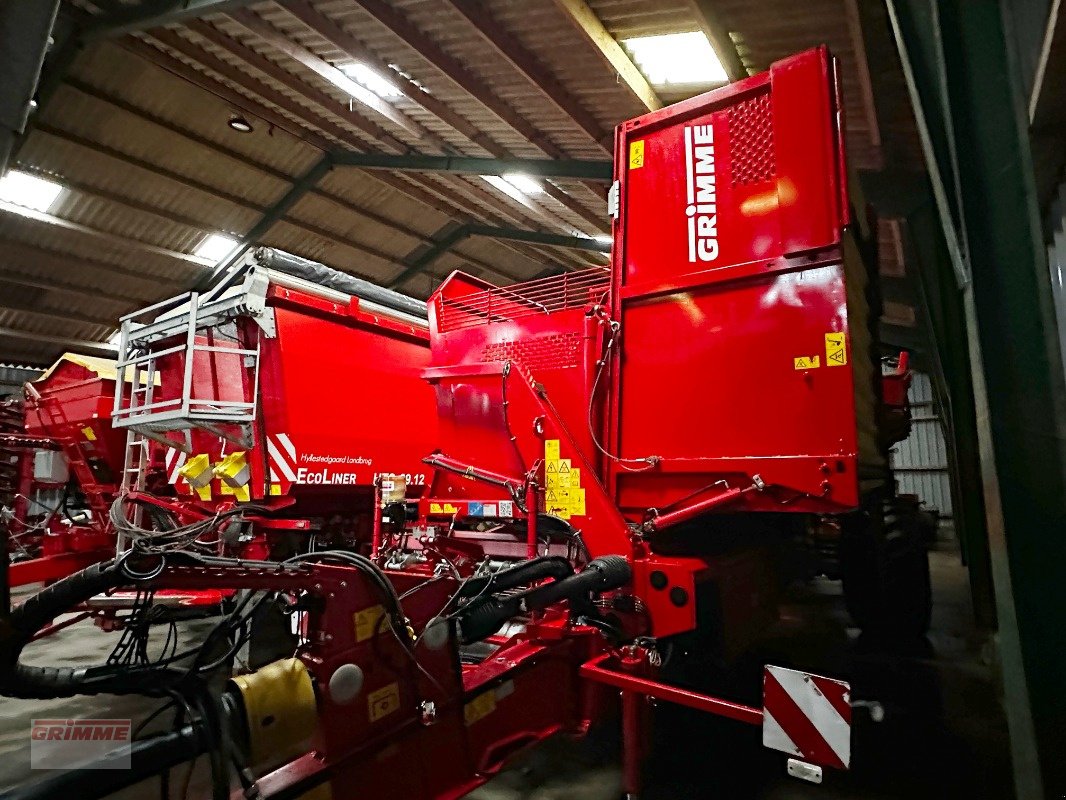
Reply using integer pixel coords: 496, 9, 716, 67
480, 332, 583, 371
728, 91, 776, 186
436, 268, 610, 332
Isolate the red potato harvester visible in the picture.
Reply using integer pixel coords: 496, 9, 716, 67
2, 47, 920, 800
106, 245, 439, 558
2, 356, 123, 587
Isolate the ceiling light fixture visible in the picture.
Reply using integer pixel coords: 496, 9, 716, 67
501, 173, 542, 194
481, 174, 543, 200
338, 63, 402, 98
622, 31, 727, 86
194, 233, 239, 262
228, 114, 254, 133
0, 169, 64, 213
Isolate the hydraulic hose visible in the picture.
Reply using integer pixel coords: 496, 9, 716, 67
0, 558, 185, 699
457, 555, 574, 600
456, 556, 631, 644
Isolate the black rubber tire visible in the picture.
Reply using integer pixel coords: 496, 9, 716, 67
840, 498, 932, 639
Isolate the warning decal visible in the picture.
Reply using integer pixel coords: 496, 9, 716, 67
794, 356, 820, 370
368, 683, 400, 722
824, 333, 847, 367
629, 140, 645, 170
543, 440, 585, 519
464, 690, 497, 726
354, 605, 386, 642
763, 665, 851, 769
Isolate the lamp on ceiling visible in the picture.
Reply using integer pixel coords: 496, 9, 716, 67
227, 114, 254, 133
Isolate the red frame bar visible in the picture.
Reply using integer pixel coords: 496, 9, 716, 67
580, 652, 763, 727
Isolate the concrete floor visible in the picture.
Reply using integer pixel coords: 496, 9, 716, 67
0, 532, 1014, 799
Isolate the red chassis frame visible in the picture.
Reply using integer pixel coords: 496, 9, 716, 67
99, 553, 764, 800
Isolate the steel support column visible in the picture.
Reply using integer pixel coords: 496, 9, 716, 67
889, 2, 1066, 796
332, 152, 613, 182
389, 224, 610, 289
0, 0, 60, 176
194, 154, 334, 291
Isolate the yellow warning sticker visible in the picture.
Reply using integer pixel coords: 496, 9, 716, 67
544, 439, 560, 461
368, 682, 400, 722
81, 426, 97, 441
567, 487, 586, 517
354, 605, 386, 642
794, 356, 821, 370
429, 502, 460, 515
629, 140, 645, 170
464, 690, 497, 726
825, 332, 847, 367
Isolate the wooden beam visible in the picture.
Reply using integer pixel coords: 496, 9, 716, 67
0, 326, 116, 357
283, 0, 498, 153
227, 9, 442, 147
353, 0, 564, 159
123, 33, 589, 269
443, 0, 612, 151
153, 26, 584, 234
289, 1, 607, 232
843, 0, 883, 157
0, 200, 206, 267
176, 22, 407, 153
0, 238, 184, 290
685, 0, 748, 82
0, 271, 141, 307
0, 300, 116, 330
549, 0, 662, 112
82, 0, 259, 39
56, 81, 487, 266
121, 36, 333, 151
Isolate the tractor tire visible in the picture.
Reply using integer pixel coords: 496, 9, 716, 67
840, 497, 932, 639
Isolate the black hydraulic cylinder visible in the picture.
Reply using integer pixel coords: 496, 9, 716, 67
456, 555, 631, 644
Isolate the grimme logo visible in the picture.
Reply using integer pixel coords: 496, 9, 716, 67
684, 123, 719, 263
30, 719, 131, 770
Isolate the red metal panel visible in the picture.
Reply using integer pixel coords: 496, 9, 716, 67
257, 293, 437, 495
608, 47, 859, 514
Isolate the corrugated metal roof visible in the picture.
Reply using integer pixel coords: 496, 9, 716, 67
1, 0, 922, 365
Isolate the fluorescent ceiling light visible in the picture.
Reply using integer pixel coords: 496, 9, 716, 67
501, 173, 542, 194
481, 174, 542, 200
622, 31, 727, 86
339, 63, 402, 98
194, 233, 238, 261
0, 170, 63, 212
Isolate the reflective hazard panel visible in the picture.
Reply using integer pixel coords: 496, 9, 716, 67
762, 665, 851, 769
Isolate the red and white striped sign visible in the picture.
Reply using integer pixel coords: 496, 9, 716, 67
762, 665, 851, 769
164, 447, 189, 492
266, 432, 298, 494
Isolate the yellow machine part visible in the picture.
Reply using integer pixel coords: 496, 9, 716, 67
229, 658, 318, 767
214, 451, 251, 502
178, 453, 213, 500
